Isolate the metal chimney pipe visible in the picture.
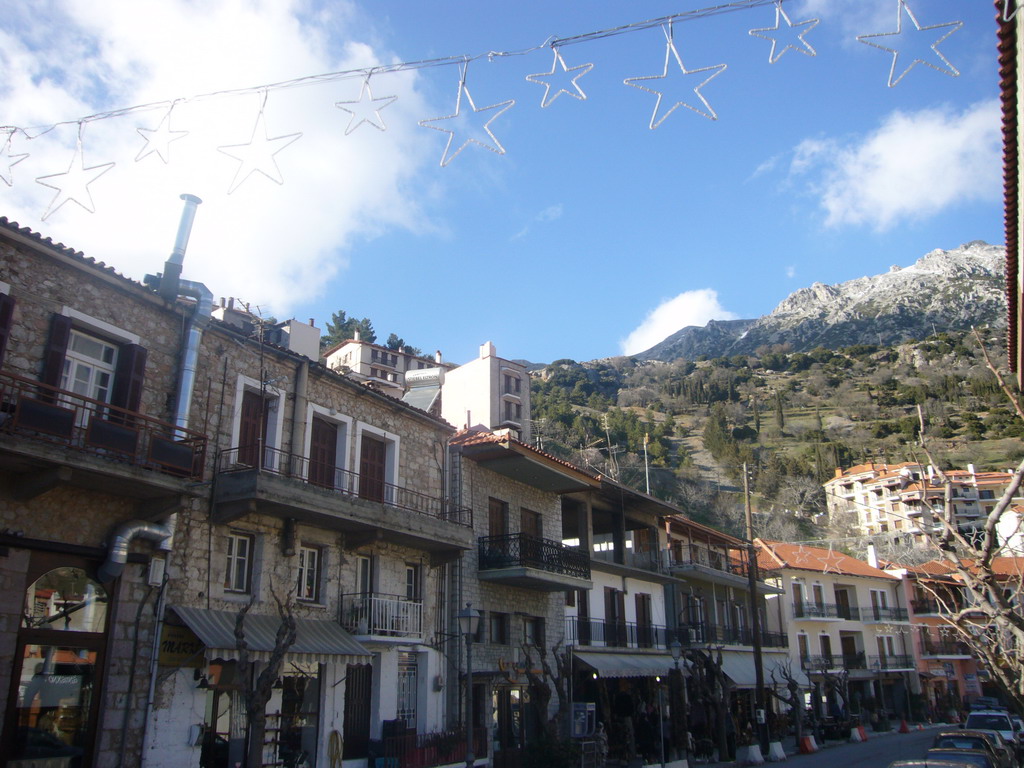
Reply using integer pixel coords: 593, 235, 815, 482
159, 194, 202, 301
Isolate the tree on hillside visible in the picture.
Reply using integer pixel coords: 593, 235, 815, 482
385, 333, 422, 355
321, 309, 376, 349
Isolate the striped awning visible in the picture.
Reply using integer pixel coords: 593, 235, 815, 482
573, 651, 683, 679
171, 605, 371, 665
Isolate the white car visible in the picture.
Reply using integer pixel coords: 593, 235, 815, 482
962, 711, 1017, 748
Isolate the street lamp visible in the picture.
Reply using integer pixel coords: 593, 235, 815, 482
458, 602, 481, 768
670, 639, 688, 764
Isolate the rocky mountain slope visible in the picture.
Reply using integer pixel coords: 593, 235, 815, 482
639, 241, 1006, 361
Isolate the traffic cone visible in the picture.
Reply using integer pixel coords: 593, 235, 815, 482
917, 723, 924, 731
899, 719, 910, 734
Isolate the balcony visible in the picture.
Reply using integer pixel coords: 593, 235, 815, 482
920, 639, 972, 658
478, 533, 591, 591
800, 652, 866, 671
591, 545, 667, 578
213, 446, 474, 560
868, 654, 916, 671
340, 593, 422, 641
565, 617, 669, 649
668, 544, 758, 589
793, 602, 860, 621
0, 370, 206, 498
675, 623, 789, 649
861, 606, 909, 623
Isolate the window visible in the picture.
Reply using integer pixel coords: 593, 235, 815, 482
405, 564, 421, 601
523, 617, 545, 647
225, 532, 255, 593
61, 330, 118, 403
490, 612, 510, 645
355, 555, 373, 595
297, 546, 321, 602
396, 653, 418, 729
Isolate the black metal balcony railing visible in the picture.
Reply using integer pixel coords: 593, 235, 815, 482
0, 370, 207, 480
340, 593, 423, 638
565, 618, 789, 650
668, 544, 753, 580
478, 533, 590, 579
793, 602, 860, 620
910, 597, 947, 615
591, 545, 663, 574
862, 606, 909, 622
868, 654, 915, 670
920, 639, 972, 656
217, 445, 472, 526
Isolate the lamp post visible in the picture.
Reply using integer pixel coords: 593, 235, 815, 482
671, 639, 688, 765
458, 602, 481, 768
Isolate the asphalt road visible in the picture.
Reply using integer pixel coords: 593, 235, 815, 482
773, 726, 945, 768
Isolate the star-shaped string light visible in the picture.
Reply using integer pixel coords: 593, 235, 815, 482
526, 48, 594, 107
749, 1, 819, 63
335, 78, 397, 134
218, 95, 302, 194
856, 0, 962, 87
624, 25, 727, 128
1003, 0, 1018, 22
135, 105, 188, 163
419, 69, 515, 167
791, 544, 812, 566
36, 126, 115, 220
821, 546, 844, 575
1, 130, 28, 187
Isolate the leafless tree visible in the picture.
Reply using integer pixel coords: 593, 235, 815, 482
767, 660, 805, 746
518, 640, 572, 739
691, 647, 733, 760
909, 330, 1024, 711
235, 590, 297, 768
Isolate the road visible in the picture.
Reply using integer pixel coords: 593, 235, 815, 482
776, 726, 942, 768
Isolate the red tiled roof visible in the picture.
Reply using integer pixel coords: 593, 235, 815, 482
450, 427, 600, 479
755, 539, 897, 579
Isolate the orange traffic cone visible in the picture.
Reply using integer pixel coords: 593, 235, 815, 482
899, 719, 910, 734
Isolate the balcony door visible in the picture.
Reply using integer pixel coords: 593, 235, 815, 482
635, 593, 653, 648
604, 588, 626, 647
309, 417, 338, 489
520, 508, 542, 566
358, 434, 386, 502
239, 390, 269, 467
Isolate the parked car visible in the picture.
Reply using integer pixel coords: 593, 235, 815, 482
932, 731, 1014, 768
890, 760, 989, 768
925, 748, 999, 768
970, 698, 1006, 711
963, 711, 1019, 748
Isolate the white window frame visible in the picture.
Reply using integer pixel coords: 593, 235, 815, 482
304, 403, 352, 483
230, 373, 285, 464
225, 531, 256, 594
62, 329, 119, 404
60, 307, 140, 345
405, 563, 421, 601
297, 545, 323, 603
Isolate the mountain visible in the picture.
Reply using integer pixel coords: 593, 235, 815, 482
638, 241, 1006, 362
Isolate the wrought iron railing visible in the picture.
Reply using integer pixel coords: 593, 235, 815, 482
566, 618, 788, 650
800, 653, 869, 670
668, 544, 751, 579
868, 654, 915, 670
217, 445, 472, 526
590, 546, 663, 573
861, 606, 909, 622
478, 533, 590, 579
920, 639, 971, 656
340, 593, 423, 638
793, 602, 860, 620
0, 370, 206, 480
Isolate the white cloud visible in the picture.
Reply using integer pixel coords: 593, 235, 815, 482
786, 265, 796, 278
620, 289, 737, 356
0, 0, 433, 319
511, 203, 564, 239
791, 100, 1000, 231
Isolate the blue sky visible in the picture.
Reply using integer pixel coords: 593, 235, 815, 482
0, 0, 1003, 365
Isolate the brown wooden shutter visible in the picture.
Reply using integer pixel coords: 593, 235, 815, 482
0, 293, 14, 368
111, 343, 147, 413
309, 417, 338, 488
41, 313, 72, 389
358, 434, 386, 502
238, 390, 268, 466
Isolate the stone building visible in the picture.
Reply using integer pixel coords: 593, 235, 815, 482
0, 213, 209, 766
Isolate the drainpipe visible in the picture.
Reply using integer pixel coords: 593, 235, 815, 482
97, 519, 175, 583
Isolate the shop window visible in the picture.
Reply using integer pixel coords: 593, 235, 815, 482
23, 567, 108, 633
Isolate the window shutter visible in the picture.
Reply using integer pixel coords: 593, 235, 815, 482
41, 313, 72, 389
0, 293, 14, 368
111, 343, 147, 412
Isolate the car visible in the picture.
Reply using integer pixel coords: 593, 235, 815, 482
932, 731, 1014, 768
963, 711, 1018, 748
970, 698, 1006, 711
889, 760, 989, 768
925, 748, 998, 768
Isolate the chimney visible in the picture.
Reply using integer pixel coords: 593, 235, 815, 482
159, 194, 202, 301
866, 542, 879, 568
480, 341, 496, 358
354, 330, 361, 341
435, 350, 442, 363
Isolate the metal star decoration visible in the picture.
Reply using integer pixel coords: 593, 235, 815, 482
0, 130, 28, 186
36, 131, 115, 220
419, 74, 514, 167
856, 0, 962, 87
335, 79, 397, 134
624, 26, 727, 128
526, 48, 594, 107
135, 106, 188, 163
821, 547, 844, 575
218, 101, 302, 194
749, 1, 819, 64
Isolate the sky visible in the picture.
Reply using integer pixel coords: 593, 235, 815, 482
0, 0, 1004, 365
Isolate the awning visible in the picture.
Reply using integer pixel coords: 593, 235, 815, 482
718, 651, 758, 688
573, 651, 682, 679
171, 605, 372, 665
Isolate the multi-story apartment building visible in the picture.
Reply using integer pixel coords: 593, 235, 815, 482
440, 343, 531, 445
323, 336, 451, 398
824, 462, 1019, 544
757, 540, 917, 722
0, 214, 210, 766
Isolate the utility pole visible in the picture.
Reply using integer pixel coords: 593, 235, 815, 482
744, 462, 769, 752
